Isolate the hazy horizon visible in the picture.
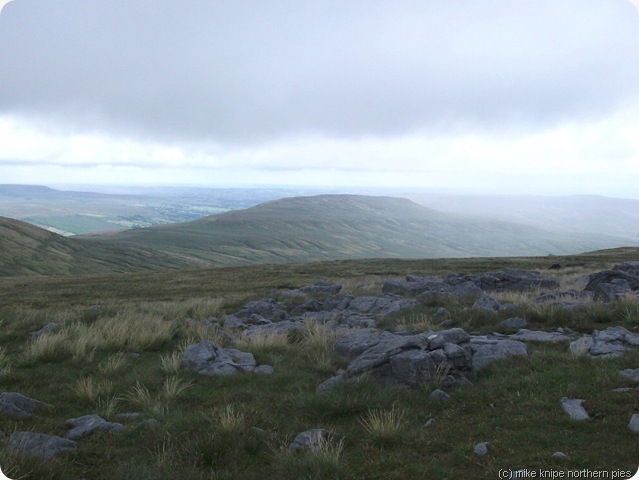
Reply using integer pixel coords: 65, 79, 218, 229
2, 1, 639, 197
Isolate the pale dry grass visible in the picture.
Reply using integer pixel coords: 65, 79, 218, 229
73, 376, 114, 402
0, 346, 12, 376
359, 405, 406, 442
99, 352, 127, 374
395, 312, 439, 333
208, 404, 246, 432
21, 332, 68, 363
236, 331, 290, 349
159, 351, 183, 375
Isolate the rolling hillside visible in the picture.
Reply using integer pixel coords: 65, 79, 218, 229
3, 194, 636, 276
83, 195, 632, 266
0, 216, 191, 276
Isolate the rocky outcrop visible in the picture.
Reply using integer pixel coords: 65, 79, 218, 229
182, 339, 272, 376
569, 326, 639, 358
7, 431, 78, 460
65, 414, 123, 440
289, 429, 342, 452
469, 336, 528, 370
0, 392, 51, 419
584, 262, 639, 302
319, 328, 475, 391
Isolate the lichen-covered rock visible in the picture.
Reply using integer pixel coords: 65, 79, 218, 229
65, 414, 123, 439
0, 392, 51, 419
469, 336, 528, 370
569, 327, 639, 358
289, 429, 342, 452
182, 340, 261, 376
7, 432, 78, 460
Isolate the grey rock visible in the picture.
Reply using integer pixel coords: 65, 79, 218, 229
569, 327, 639, 358
472, 296, 501, 312
470, 269, 559, 292
7, 431, 78, 460
254, 364, 274, 375
182, 340, 258, 376
290, 299, 323, 316
223, 315, 247, 329
552, 452, 568, 459
560, 397, 589, 421
345, 295, 419, 316
0, 392, 51, 419
613, 387, 633, 393
510, 329, 571, 343
429, 389, 451, 402
65, 414, 123, 440
620, 369, 639, 383
628, 414, 639, 434
243, 320, 303, 337
470, 337, 528, 370
289, 429, 342, 452
315, 371, 347, 393
473, 442, 490, 456
499, 317, 527, 330
333, 329, 380, 358
233, 298, 288, 321
321, 328, 475, 390
299, 280, 342, 296
30, 322, 64, 337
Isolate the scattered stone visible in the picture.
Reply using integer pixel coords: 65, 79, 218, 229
299, 280, 342, 296
182, 340, 260, 376
560, 397, 589, 421
0, 392, 51, 419
499, 317, 527, 330
65, 414, 123, 440
569, 327, 639, 358
472, 296, 501, 312
620, 369, 639, 383
613, 387, 633, 393
510, 329, 571, 343
243, 319, 303, 337
7, 431, 78, 460
289, 429, 342, 452
584, 264, 639, 302
628, 414, 639, 434
254, 364, 274, 375
320, 328, 475, 391
30, 322, 64, 337
473, 442, 490, 456
469, 336, 528, 370
232, 299, 288, 322
333, 329, 380, 359
429, 389, 451, 402
552, 452, 568, 459
422, 418, 434, 427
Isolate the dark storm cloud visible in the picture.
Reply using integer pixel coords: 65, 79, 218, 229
1, 0, 639, 144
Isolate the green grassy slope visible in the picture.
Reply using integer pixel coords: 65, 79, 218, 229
85, 194, 629, 266
0, 216, 192, 276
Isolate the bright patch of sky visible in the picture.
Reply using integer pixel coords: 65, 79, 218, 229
1, 0, 639, 197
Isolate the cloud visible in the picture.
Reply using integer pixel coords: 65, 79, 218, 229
2, 0, 639, 146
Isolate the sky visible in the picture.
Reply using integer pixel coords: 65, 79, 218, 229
1, 0, 639, 197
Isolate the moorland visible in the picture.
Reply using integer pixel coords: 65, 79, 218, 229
0, 191, 638, 479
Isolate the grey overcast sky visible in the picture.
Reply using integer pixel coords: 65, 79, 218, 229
1, 0, 639, 196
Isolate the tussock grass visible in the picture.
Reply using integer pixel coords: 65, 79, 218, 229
159, 351, 182, 375
271, 435, 345, 479
208, 404, 246, 433
359, 405, 406, 443
72, 376, 114, 402
99, 352, 127, 374
236, 331, 290, 350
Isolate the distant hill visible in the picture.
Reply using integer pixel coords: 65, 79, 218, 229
3, 194, 636, 276
411, 194, 639, 243
0, 216, 191, 276
82, 194, 633, 267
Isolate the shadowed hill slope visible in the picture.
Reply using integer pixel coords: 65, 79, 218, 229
0, 216, 192, 276
83, 195, 629, 266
